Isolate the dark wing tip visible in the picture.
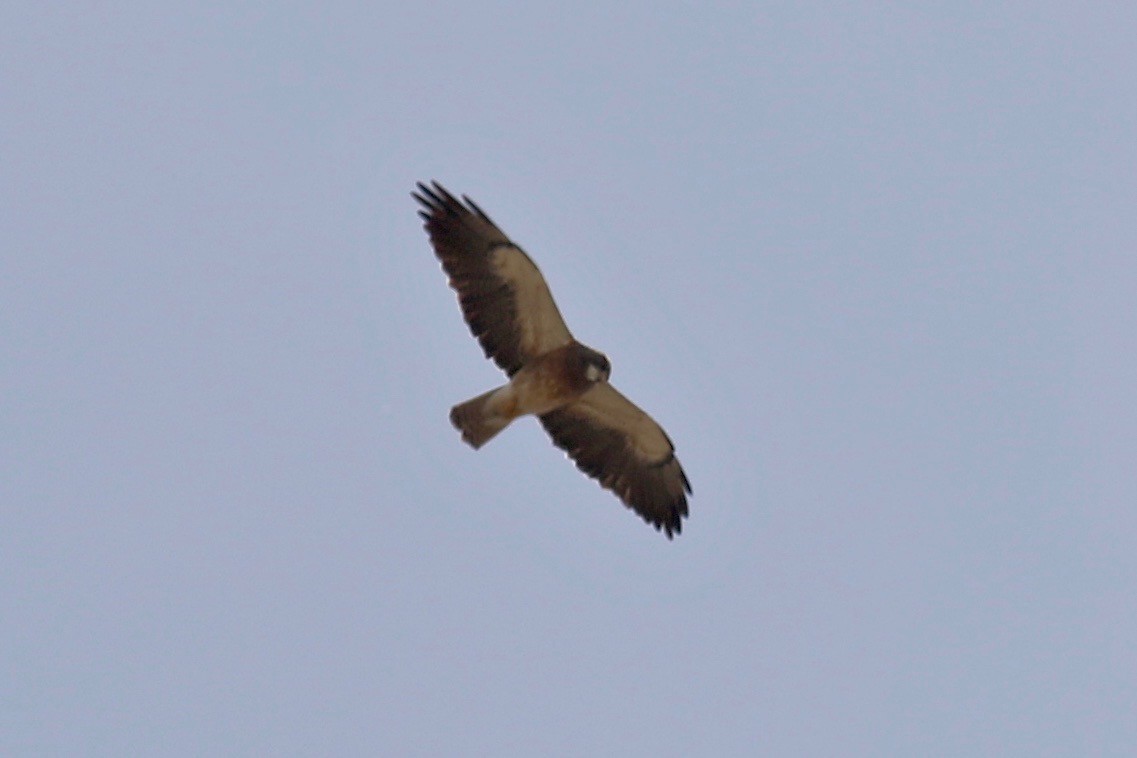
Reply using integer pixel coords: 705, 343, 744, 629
624, 461, 690, 539
656, 508, 683, 539
413, 181, 457, 216
414, 181, 501, 230
643, 453, 691, 538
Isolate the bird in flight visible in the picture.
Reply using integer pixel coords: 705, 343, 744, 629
414, 182, 691, 538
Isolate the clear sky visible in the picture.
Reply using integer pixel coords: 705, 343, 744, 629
4, 3, 1135, 755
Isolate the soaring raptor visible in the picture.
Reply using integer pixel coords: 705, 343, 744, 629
414, 182, 691, 538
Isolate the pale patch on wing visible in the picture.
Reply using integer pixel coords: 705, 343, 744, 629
572, 384, 676, 462
489, 245, 573, 358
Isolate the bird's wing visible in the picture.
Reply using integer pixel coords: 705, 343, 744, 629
540, 383, 691, 538
415, 181, 573, 376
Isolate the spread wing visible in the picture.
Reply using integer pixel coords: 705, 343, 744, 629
540, 383, 691, 538
414, 181, 573, 376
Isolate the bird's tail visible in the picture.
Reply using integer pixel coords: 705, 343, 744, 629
450, 387, 512, 449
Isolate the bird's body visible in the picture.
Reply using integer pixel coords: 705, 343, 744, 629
450, 343, 607, 448
414, 182, 691, 538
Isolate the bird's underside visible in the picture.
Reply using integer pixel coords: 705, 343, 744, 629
414, 181, 691, 538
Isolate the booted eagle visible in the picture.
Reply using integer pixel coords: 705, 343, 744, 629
415, 182, 691, 538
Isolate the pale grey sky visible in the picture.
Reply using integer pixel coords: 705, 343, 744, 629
4, 2, 1135, 755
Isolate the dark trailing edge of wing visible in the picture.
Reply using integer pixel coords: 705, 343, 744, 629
539, 408, 691, 539
413, 181, 529, 376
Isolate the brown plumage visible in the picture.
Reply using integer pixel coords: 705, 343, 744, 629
414, 181, 691, 538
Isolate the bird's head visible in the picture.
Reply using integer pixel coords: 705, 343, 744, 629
583, 349, 611, 383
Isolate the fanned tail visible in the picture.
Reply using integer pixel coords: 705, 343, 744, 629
450, 388, 511, 449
